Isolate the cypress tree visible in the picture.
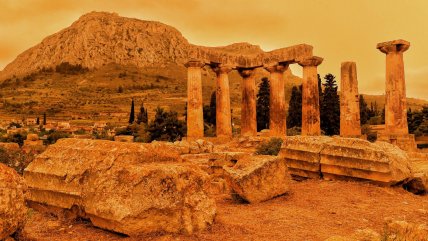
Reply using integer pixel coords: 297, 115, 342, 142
136, 102, 148, 124
359, 95, 369, 125
320, 74, 340, 135
129, 99, 135, 124
256, 77, 270, 131
209, 91, 216, 126
286, 85, 302, 128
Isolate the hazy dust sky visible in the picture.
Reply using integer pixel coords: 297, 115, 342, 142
0, 0, 427, 100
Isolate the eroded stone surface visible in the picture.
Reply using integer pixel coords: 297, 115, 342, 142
280, 136, 411, 185
224, 155, 291, 203
340, 62, 361, 137
299, 56, 323, 136
23, 139, 216, 236
0, 164, 27, 240
377, 39, 410, 135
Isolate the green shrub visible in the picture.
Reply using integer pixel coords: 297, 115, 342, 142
255, 138, 283, 156
286, 126, 301, 136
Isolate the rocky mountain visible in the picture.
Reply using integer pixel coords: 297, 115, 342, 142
0, 11, 264, 80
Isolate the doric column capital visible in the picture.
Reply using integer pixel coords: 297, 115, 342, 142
237, 68, 256, 78
263, 63, 289, 73
298, 56, 323, 67
377, 39, 410, 54
211, 64, 233, 75
185, 60, 205, 68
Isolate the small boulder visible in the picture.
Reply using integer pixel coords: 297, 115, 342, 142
224, 155, 291, 203
0, 164, 27, 240
405, 161, 428, 194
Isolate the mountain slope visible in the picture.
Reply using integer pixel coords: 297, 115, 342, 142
0, 11, 266, 81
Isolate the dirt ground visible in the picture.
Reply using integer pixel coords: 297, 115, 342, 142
20, 179, 428, 241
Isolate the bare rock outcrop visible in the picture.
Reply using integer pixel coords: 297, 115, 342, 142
0, 164, 27, 240
0, 11, 312, 80
224, 155, 291, 203
280, 136, 411, 185
23, 138, 216, 236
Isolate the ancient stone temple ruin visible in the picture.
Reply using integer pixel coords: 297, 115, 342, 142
184, 44, 323, 138
184, 39, 418, 152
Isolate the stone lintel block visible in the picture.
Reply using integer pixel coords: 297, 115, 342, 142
377, 39, 410, 54
297, 56, 323, 67
189, 44, 313, 69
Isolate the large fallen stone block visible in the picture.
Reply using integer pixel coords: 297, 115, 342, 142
24, 138, 216, 236
181, 152, 247, 195
279, 136, 330, 179
224, 155, 291, 203
320, 138, 411, 185
280, 136, 411, 185
0, 163, 27, 240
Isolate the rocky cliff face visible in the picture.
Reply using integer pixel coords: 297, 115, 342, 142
0, 11, 264, 80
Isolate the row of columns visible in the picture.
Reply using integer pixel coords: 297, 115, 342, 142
188, 39, 410, 140
186, 57, 324, 138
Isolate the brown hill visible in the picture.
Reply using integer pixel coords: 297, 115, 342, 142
0, 11, 265, 81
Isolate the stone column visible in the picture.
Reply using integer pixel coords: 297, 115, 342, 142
212, 64, 233, 138
298, 56, 323, 136
340, 62, 361, 137
185, 60, 204, 138
238, 68, 257, 136
377, 40, 410, 135
264, 63, 289, 137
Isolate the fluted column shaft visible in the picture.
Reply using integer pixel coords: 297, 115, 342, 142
264, 64, 288, 137
213, 65, 233, 138
238, 68, 257, 136
377, 40, 410, 135
299, 57, 323, 136
340, 62, 361, 137
185, 60, 204, 138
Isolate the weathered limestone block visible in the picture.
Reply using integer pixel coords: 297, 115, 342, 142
0, 164, 27, 240
279, 136, 330, 179
181, 152, 246, 195
114, 135, 134, 142
0, 142, 20, 152
172, 139, 214, 154
224, 155, 291, 203
26, 134, 39, 141
320, 138, 411, 185
24, 139, 216, 236
377, 133, 417, 152
280, 136, 411, 185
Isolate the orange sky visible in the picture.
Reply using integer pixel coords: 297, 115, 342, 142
0, 0, 427, 100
